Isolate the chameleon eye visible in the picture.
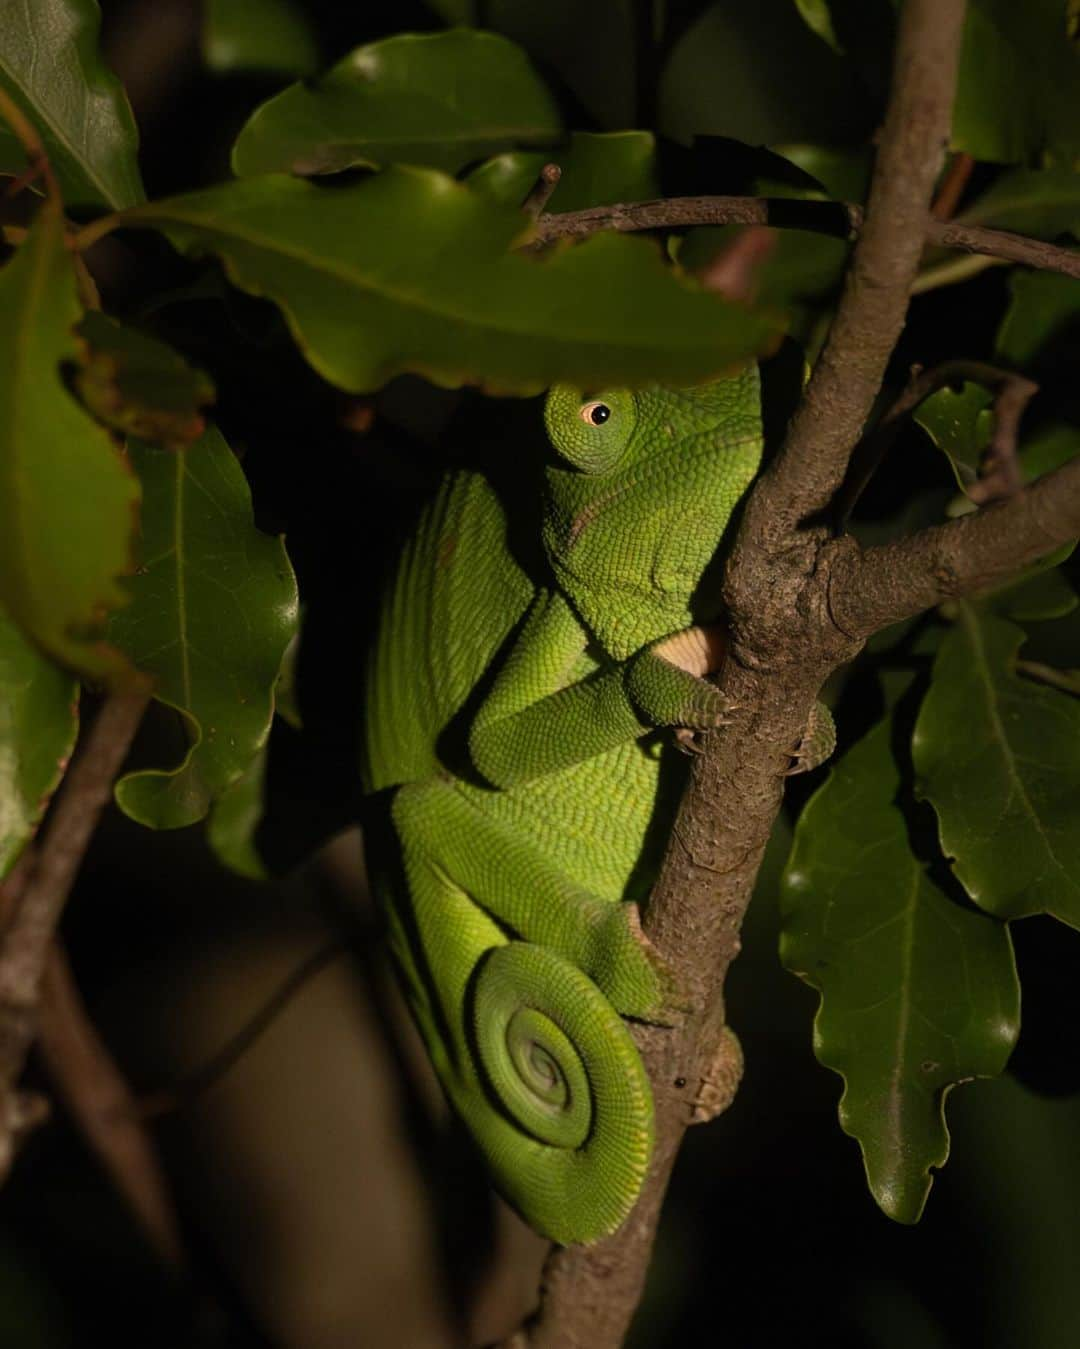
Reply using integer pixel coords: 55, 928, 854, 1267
580, 401, 611, 426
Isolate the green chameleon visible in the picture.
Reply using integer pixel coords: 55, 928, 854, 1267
362, 366, 782, 1245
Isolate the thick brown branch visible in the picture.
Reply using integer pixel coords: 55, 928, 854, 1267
830, 456, 1080, 637
532, 198, 1080, 284
746, 0, 966, 537
0, 689, 149, 1180
514, 4, 968, 1346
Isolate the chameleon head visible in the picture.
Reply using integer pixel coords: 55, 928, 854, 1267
540, 368, 763, 656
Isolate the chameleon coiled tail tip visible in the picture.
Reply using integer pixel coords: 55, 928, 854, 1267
469, 942, 655, 1245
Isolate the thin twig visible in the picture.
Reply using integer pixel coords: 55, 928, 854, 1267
0, 689, 150, 1181
521, 164, 562, 220
38, 943, 187, 1272
931, 151, 974, 220
529, 194, 1080, 284
139, 939, 345, 1121
840, 360, 1038, 522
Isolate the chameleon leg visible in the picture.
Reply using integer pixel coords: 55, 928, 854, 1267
392, 778, 670, 1021
787, 700, 837, 774
388, 786, 654, 1245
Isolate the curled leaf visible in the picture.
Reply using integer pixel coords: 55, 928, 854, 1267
108, 428, 299, 828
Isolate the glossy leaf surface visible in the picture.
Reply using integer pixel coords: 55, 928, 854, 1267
0, 0, 143, 208
111, 167, 778, 394
109, 429, 298, 828
912, 382, 992, 494
782, 706, 1019, 1222
0, 610, 78, 879
914, 609, 1080, 926
0, 199, 139, 681
231, 30, 560, 177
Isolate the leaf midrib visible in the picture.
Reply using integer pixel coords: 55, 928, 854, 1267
133, 204, 744, 356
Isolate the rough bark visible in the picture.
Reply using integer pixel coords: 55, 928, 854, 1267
507, 2, 975, 1344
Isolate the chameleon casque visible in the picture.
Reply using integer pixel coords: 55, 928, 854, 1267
361, 366, 764, 1246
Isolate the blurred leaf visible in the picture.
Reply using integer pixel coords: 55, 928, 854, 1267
0, 199, 139, 682
0, 609, 78, 879
107, 167, 779, 395
661, 1, 875, 151
953, 0, 1080, 165
480, 0, 634, 130
0, 0, 143, 209
1020, 422, 1080, 480
770, 142, 872, 201
996, 271, 1080, 367
676, 142, 859, 320
781, 703, 1019, 1223
202, 0, 319, 78
960, 169, 1080, 239
231, 30, 560, 177
467, 131, 657, 210
72, 311, 215, 451
912, 382, 993, 492
206, 741, 268, 879
791, 0, 843, 52
108, 428, 299, 828
985, 566, 1078, 624
914, 608, 1080, 925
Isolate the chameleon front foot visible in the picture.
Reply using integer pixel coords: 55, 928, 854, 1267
626, 624, 737, 733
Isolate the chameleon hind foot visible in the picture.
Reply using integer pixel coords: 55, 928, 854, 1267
786, 699, 836, 775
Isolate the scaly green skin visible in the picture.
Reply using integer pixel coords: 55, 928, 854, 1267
362, 368, 763, 1245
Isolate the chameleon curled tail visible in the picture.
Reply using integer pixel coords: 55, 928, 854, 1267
459, 943, 654, 1243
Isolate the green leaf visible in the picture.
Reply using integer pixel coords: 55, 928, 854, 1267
986, 566, 1078, 624
770, 143, 872, 202
0, 0, 143, 209
0, 609, 78, 879
953, 0, 1080, 165
467, 131, 657, 211
202, 0, 319, 79
1020, 422, 1080, 481
791, 0, 843, 52
960, 169, 1080, 240
912, 382, 993, 493
231, 30, 560, 178
206, 742, 268, 879
914, 608, 1080, 925
106, 167, 779, 395
781, 704, 1019, 1223
108, 428, 299, 828
996, 270, 1080, 367
0, 198, 139, 682
72, 311, 215, 451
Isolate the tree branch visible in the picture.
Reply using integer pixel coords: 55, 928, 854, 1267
0, 689, 150, 1180
830, 455, 1080, 637
531, 197, 1080, 285
511, 3, 969, 1345
37, 942, 187, 1272
839, 359, 1038, 521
